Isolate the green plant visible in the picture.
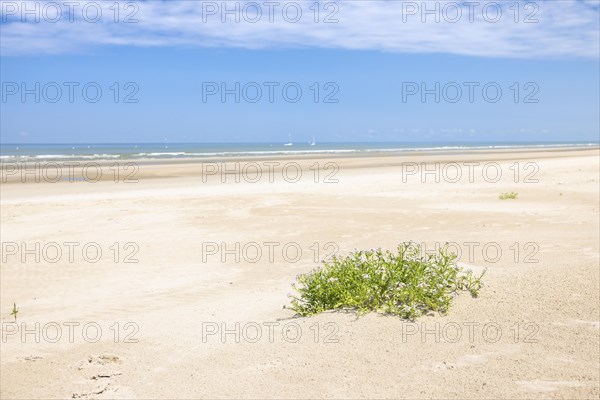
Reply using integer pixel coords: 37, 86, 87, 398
290, 243, 485, 320
11, 302, 18, 322
499, 192, 518, 200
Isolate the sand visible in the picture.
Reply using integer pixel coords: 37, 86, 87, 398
1, 147, 599, 399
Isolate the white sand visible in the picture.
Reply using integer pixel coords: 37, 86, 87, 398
1, 148, 598, 399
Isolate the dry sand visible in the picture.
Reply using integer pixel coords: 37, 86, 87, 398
1, 147, 599, 399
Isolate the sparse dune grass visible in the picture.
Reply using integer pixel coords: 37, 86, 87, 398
290, 244, 485, 320
499, 192, 518, 200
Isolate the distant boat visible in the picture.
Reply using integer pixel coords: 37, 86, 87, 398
308, 136, 316, 146
284, 133, 293, 146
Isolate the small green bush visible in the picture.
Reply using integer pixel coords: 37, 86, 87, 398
290, 243, 485, 320
499, 192, 518, 200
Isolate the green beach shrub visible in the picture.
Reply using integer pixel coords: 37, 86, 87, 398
290, 243, 485, 320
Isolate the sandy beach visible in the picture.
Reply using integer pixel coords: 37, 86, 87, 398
1, 147, 599, 399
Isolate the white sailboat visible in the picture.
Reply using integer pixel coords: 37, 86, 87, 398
284, 133, 293, 146
308, 135, 316, 146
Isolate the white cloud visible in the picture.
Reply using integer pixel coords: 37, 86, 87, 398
1, 0, 598, 58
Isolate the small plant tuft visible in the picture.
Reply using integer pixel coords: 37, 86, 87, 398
11, 302, 18, 322
499, 192, 518, 200
289, 243, 485, 320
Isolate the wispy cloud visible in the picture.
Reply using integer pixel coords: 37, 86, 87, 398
1, 0, 599, 58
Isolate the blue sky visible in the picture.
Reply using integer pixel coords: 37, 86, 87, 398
1, 0, 599, 144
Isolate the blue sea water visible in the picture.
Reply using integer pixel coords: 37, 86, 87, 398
0, 142, 598, 162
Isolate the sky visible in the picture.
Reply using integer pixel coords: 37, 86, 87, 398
1, 0, 599, 144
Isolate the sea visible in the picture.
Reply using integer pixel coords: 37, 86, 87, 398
0, 142, 598, 162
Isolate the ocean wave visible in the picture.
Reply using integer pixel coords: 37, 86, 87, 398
0, 143, 597, 162
0, 154, 123, 161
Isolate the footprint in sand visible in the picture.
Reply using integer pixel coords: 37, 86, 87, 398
72, 354, 125, 399
18, 355, 44, 362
